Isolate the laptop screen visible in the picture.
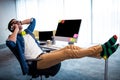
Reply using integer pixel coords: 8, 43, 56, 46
55, 19, 82, 42
39, 31, 53, 41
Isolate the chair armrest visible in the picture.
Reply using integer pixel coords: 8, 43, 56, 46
26, 58, 42, 62
42, 47, 55, 52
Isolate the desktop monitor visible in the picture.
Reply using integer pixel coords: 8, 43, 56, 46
39, 31, 53, 42
55, 19, 82, 42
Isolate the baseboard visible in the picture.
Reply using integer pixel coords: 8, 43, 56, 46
0, 44, 7, 49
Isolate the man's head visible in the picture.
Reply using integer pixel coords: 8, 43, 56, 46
8, 19, 22, 32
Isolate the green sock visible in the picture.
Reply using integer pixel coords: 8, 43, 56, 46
101, 43, 119, 59
103, 35, 118, 48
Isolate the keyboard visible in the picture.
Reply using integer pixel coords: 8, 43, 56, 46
42, 44, 67, 50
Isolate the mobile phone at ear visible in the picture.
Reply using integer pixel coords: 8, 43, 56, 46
10, 26, 15, 32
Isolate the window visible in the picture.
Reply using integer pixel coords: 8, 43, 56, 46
16, 0, 120, 44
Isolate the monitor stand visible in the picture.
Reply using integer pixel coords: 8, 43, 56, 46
68, 42, 74, 45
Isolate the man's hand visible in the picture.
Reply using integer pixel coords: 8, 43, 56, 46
13, 24, 20, 33
7, 24, 20, 43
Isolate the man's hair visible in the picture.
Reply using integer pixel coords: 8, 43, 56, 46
8, 19, 16, 32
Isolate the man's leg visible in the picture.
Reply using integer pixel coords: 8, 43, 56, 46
37, 45, 102, 69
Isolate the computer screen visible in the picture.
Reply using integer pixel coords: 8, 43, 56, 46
39, 31, 53, 41
55, 19, 82, 42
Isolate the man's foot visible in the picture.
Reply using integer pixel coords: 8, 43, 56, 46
103, 35, 118, 48
101, 43, 119, 59
100, 35, 119, 59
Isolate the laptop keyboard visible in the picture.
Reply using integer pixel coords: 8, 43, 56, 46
42, 44, 67, 50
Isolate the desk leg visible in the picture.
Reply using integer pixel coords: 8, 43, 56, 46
104, 59, 108, 80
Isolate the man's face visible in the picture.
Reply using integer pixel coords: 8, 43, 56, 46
10, 20, 22, 31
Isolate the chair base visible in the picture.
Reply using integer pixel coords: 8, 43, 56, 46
30, 76, 43, 80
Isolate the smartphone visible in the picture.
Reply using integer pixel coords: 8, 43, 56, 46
10, 26, 15, 32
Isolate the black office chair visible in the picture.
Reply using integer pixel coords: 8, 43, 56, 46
27, 58, 61, 80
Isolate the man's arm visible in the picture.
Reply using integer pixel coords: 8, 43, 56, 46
24, 18, 36, 32
21, 18, 32, 25
7, 24, 19, 43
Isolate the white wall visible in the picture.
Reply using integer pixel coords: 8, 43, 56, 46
0, 0, 17, 45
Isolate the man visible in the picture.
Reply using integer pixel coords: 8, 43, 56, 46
6, 18, 119, 71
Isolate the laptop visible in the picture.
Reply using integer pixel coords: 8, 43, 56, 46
39, 31, 53, 45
